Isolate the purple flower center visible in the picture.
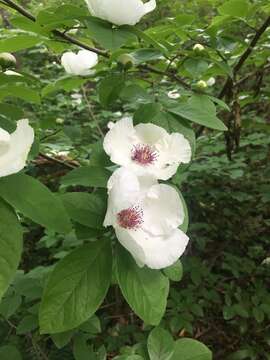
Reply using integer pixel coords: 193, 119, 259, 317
131, 144, 158, 166
117, 206, 143, 230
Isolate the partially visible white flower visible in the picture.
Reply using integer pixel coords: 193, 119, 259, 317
104, 168, 189, 269
56, 118, 65, 125
71, 93, 83, 105
4, 70, 22, 77
107, 121, 115, 130
103, 117, 191, 181
168, 90, 181, 99
84, 0, 156, 26
193, 44, 205, 52
61, 50, 98, 76
207, 77, 216, 86
0, 119, 34, 178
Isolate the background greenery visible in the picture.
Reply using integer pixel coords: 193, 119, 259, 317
0, 0, 269, 359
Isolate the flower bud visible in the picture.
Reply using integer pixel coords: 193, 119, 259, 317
56, 118, 65, 125
0, 53, 17, 69
207, 77, 216, 87
196, 80, 208, 89
193, 44, 205, 52
117, 54, 135, 69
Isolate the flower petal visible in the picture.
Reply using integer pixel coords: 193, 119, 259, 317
142, 229, 189, 269
116, 227, 189, 269
115, 227, 146, 267
104, 168, 141, 227
0, 119, 34, 178
142, 184, 184, 236
84, 0, 155, 26
134, 123, 169, 146
103, 117, 136, 166
143, 0, 156, 15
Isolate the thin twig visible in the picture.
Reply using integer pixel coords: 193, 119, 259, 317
81, 85, 104, 137
38, 152, 77, 169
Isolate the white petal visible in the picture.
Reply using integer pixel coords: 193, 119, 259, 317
134, 123, 169, 146
84, 0, 155, 26
168, 133, 192, 164
103, 168, 157, 227
0, 119, 34, 177
103, 117, 135, 167
61, 50, 98, 76
142, 184, 184, 236
143, 0, 156, 15
0, 128, 11, 156
153, 132, 192, 180
115, 227, 147, 266
116, 227, 189, 270
143, 229, 189, 269
104, 168, 141, 227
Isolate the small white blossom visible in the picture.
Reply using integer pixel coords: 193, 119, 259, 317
0, 119, 34, 178
84, 0, 156, 26
207, 77, 216, 86
168, 90, 181, 99
71, 93, 83, 105
104, 168, 189, 269
61, 50, 98, 76
103, 117, 191, 181
193, 44, 205, 52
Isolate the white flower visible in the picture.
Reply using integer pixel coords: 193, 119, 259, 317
61, 50, 98, 76
0, 119, 34, 178
84, 0, 156, 26
103, 117, 191, 181
71, 93, 83, 105
168, 90, 181, 99
207, 77, 216, 86
104, 168, 189, 269
193, 43, 205, 52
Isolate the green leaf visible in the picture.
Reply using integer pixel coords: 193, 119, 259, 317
86, 18, 136, 51
0, 84, 40, 103
98, 74, 125, 108
163, 260, 183, 282
36, 5, 86, 31
0, 35, 41, 52
39, 240, 112, 334
171, 339, 212, 360
116, 246, 169, 326
147, 327, 175, 360
61, 166, 111, 188
184, 59, 208, 77
0, 104, 24, 120
134, 103, 162, 124
168, 95, 227, 131
0, 200, 23, 301
51, 330, 74, 349
42, 77, 87, 97
0, 345, 22, 360
61, 191, 106, 229
130, 48, 164, 64
218, 0, 250, 18
73, 335, 94, 360
16, 315, 38, 334
0, 173, 72, 234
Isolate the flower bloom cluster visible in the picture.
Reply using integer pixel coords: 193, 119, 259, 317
103, 118, 192, 269
0, 119, 34, 178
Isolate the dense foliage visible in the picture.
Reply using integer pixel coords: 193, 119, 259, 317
0, 0, 269, 359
